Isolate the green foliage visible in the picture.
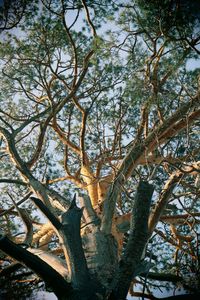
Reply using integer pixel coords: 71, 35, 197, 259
0, 0, 200, 298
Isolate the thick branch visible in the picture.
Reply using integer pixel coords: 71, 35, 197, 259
28, 248, 68, 279
59, 196, 92, 292
161, 212, 200, 225
0, 178, 27, 186
0, 234, 72, 299
30, 197, 62, 230
0, 126, 55, 211
148, 171, 183, 234
110, 181, 154, 300
101, 95, 200, 234
149, 161, 200, 234
120, 96, 200, 180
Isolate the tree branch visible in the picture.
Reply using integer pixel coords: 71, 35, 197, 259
110, 181, 154, 299
59, 195, 92, 292
27, 116, 50, 168
0, 191, 32, 217
30, 197, 62, 230
148, 171, 183, 234
9, 194, 33, 246
0, 234, 72, 299
101, 94, 200, 234
0, 178, 27, 186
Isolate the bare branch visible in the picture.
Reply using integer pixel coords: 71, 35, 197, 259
27, 116, 51, 168
30, 197, 62, 230
101, 95, 200, 234
8, 192, 33, 246
0, 191, 32, 217
0, 178, 27, 186
0, 235, 72, 299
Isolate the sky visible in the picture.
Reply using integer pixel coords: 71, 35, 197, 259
1, 1, 200, 300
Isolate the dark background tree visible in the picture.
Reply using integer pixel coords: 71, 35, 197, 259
0, 1, 200, 299
0, 0, 37, 31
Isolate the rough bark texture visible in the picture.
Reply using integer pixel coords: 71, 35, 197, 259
109, 181, 154, 300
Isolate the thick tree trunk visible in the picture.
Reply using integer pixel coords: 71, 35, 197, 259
0, 182, 154, 300
109, 181, 154, 300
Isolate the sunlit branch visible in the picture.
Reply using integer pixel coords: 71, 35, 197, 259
61, 1, 78, 88
154, 229, 194, 258
27, 248, 68, 279
27, 116, 51, 168
52, 116, 81, 155
101, 95, 200, 234
30, 197, 62, 230
149, 161, 200, 234
7, 192, 33, 246
81, 0, 97, 37
48, 175, 86, 189
148, 171, 183, 234
80, 109, 88, 165
161, 213, 200, 225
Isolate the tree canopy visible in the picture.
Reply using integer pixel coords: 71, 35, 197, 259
0, 1, 200, 299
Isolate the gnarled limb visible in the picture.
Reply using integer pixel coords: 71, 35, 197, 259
31, 195, 94, 295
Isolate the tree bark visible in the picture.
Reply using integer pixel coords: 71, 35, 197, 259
0, 234, 72, 299
109, 181, 154, 300
31, 195, 99, 299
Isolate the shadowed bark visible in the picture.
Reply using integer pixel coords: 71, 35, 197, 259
109, 181, 154, 300
31, 195, 98, 299
0, 234, 72, 299
59, 196, 92, 291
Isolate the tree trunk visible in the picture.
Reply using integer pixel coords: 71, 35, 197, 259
0, 182, 154, 300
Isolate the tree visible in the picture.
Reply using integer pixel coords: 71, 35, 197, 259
0, 0, 35, 31
0, 1, 200, 299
